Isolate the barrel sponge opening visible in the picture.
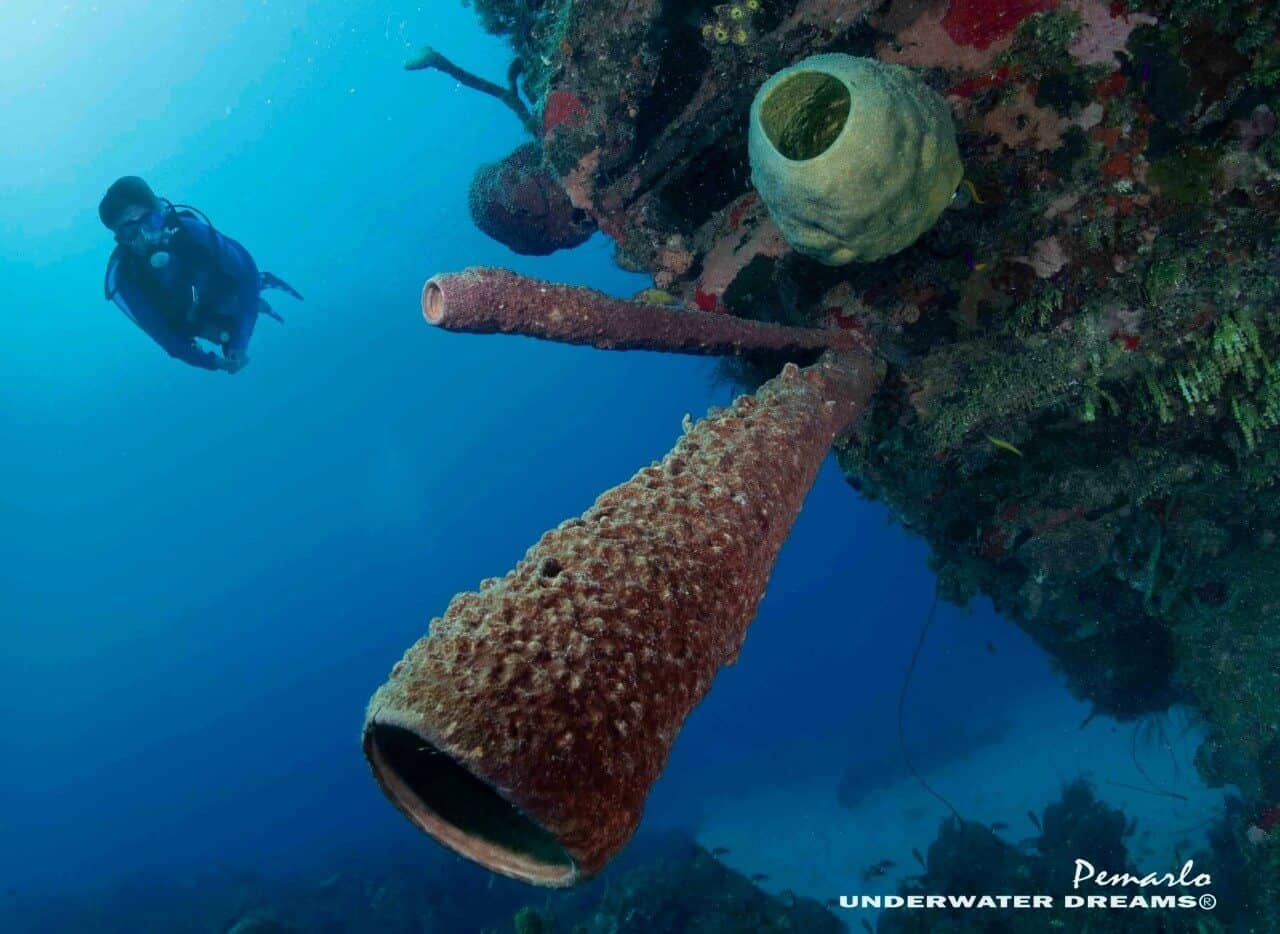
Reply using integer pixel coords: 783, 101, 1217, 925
364, 721, 578, 886
758, 71, 851, 161
749, 53, 963, 265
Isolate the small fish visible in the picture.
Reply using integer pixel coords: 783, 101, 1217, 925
985, 639, 998, 654
990, 821, 1009, 831
861, 920, 874, 934
987, 435, 1024, 457
960, 178, 986, 205
1028, 810, 1043, 832
880, 859, 896, 869
861, 865, 887, 881
750, 873, 769, 882
1078, 708, 1100, 730
710, 846, 730, 857
633, 287, 680, 306
912, 847, 926, 869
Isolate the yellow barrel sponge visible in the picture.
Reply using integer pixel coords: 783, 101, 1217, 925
748, 54, 963, 265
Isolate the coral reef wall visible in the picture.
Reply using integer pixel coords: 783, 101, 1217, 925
458, 0, 1280, 918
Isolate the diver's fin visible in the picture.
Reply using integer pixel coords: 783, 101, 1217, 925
260, 271, 304, 301
259, 297, 285, 324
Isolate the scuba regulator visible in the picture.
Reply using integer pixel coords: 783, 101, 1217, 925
114, 201, 181, 268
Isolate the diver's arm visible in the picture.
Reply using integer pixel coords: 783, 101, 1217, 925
146, 322, 223, 370
126, 299, 222, 370
109, 264, 222, 369
220, 287, 260, 362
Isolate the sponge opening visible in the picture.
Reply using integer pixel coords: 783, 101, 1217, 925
364, 722, 578, 887
760, 71, 851, 162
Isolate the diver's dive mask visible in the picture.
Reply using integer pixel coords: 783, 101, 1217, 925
114, 208, 174, 267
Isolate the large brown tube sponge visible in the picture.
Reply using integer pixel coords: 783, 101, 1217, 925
423, 267, 863, 355
363, 349, 882, 886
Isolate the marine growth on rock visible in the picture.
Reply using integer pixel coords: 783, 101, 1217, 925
392, 1, 1280, 921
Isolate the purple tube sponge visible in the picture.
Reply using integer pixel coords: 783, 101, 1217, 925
423, 267, 866, 356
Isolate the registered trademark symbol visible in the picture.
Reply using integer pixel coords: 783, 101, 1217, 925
1200, 894, 1217, 910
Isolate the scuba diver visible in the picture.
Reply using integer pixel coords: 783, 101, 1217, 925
100, 176, 301, 373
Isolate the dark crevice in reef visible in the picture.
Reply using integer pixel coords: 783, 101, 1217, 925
1053, 617, 1181, 720
654, 136, 753, 234
632, 4, 716, 158
815, 17, 884, 60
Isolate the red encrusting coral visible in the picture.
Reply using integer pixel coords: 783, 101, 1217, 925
1248, 803, 1280, 844
980, 523, 1011, 560
942, 0, 1059, 50
1258, 803, 1280, 831
693, 287, 720, 313
1104, 194, 1139, 216
948, 66, 1017, 98
826, 308, 869, 337
1101, 151, 1133, 178
1094, 70, 1127, 99
542, 89, 589, 136
726, 193, 758, 232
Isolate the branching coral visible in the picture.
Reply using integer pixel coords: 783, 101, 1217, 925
406, 46, 537, 136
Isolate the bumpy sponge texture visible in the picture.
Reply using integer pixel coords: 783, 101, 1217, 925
364, 351, 880, 886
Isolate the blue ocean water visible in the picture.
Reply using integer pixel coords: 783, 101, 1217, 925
0, 4, 1201, 930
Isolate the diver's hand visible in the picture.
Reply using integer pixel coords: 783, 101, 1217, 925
218, 353, 248, 374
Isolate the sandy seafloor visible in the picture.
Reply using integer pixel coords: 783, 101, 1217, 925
694, 691, 1229, 931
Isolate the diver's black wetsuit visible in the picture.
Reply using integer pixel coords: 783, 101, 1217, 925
106, 210, 261, 370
